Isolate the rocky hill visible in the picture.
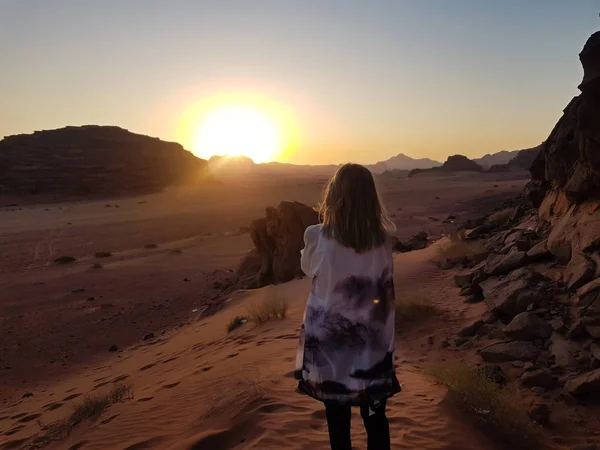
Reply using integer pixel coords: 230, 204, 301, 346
367, 153, 441, 173
408, 154, 483, 177
0, 126, 209, 198
487, 145, 541, 173
440, 30, 600, 423
474, 150, 521, 168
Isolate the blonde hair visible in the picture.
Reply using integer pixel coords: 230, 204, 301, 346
319, 163, 394, 253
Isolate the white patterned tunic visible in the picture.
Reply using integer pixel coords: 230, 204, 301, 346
295, 224, 401, 405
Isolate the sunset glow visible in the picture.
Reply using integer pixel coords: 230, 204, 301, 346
177, 93, 297, 163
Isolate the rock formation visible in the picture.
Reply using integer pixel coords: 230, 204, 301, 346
236, 201, 319, 288
408, 155, 483, 178
448, 31, 600, 411
487, 145, 541, 173
0, 125, 209, 197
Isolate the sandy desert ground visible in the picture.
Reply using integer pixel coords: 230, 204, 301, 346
0, 171, 558, 450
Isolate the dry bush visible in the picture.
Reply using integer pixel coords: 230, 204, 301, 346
486, 208, 513, 227
247, 292, 288, 325
29, 384, 133, 449
435, 240, 487, 264
427, 363, 540, 448
227, 315, 247, 333
395, 294, 436, 325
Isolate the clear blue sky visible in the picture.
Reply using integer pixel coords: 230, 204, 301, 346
1, 0, 598, 164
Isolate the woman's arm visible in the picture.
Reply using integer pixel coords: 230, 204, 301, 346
300, 224, 320, 277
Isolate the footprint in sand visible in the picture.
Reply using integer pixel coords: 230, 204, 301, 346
68, 441, 89, 450
226, 353, 239, 359
94, 381, 110, 389
43, 403, 63, 411
138, 397, 153, 402
161, 357, 178, 364
65, 387, 78, 393
63, 393, 82, 401
18, 413, 41, 423
112, 375, 129, 383
140, 363, 155, 371
162, 382, 180, 389
9, 413, 26, 420
93, 377, 108, 383
100, 414, 119, 425
4, 425, 25, 436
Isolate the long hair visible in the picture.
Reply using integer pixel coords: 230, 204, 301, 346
318, 163, 394, 253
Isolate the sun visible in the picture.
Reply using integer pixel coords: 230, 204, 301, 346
194, 105, 279, 163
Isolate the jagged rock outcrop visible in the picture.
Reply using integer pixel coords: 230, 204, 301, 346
0, 126, 209, 197
236, 201, 319, 288
408, 155, 483, 178
452, 31, 600, 406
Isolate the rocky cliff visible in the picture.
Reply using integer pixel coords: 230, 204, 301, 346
444, 31, 600, 421
0, 125, 209, 198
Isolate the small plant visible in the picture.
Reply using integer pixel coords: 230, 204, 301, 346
227, 316, 247, 333
247, 293, 289, 325
54, 256, 76, 264
31, 384, 133, 448
427, 363, 539, 448
395, 294, 436, 325
95, 251, 112, 258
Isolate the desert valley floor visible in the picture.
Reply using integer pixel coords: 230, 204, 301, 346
4, 172, 594, 450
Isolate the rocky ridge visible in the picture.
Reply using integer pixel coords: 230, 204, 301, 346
0, 125, 209, 198
445, 30, 600, 428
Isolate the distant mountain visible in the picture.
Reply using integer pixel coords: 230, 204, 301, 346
367, 153, 441, 173
474, 150, 521, 168
488, 145, 542, 173
408, 155, 483, 178
0, 125, 209, 197
205, 152, 442, 179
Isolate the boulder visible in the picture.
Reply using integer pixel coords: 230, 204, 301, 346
565, 252, 596, 291
480, 268, 550, 316
237, 201, 319, 287
549, 332, 577, 367
520, 368, 558, 388
528, 403, 550, 426
480, 341, 540, 362
503, 312, 552, 341
526, 239, 552, 261
458, 320, 484, 337
406, 231, 429, 250
577, 278, 600, 306
484, 251, 526, 276
564, 369, 600, 396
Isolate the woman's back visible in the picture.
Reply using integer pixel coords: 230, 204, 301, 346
296, 224, 399, 405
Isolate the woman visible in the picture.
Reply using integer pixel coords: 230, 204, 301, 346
295, 163, 401, 450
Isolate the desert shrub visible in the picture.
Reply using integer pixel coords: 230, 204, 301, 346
486, 208, 513, 227
247, 293, 288, 325
31, 384, 133, 448
395, 294, 436, 325
227, 316, 247, 333
435, 240, 487, 264
54, 256, 76, 264
427, 362, 540, 448
95, 251, 112, 258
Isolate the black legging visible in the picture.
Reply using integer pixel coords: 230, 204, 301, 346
324, 400, 390, 450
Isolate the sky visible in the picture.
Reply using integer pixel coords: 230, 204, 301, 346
1, 0, 599, 165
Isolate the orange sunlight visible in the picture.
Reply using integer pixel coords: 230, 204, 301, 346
177, 92, 298, 163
